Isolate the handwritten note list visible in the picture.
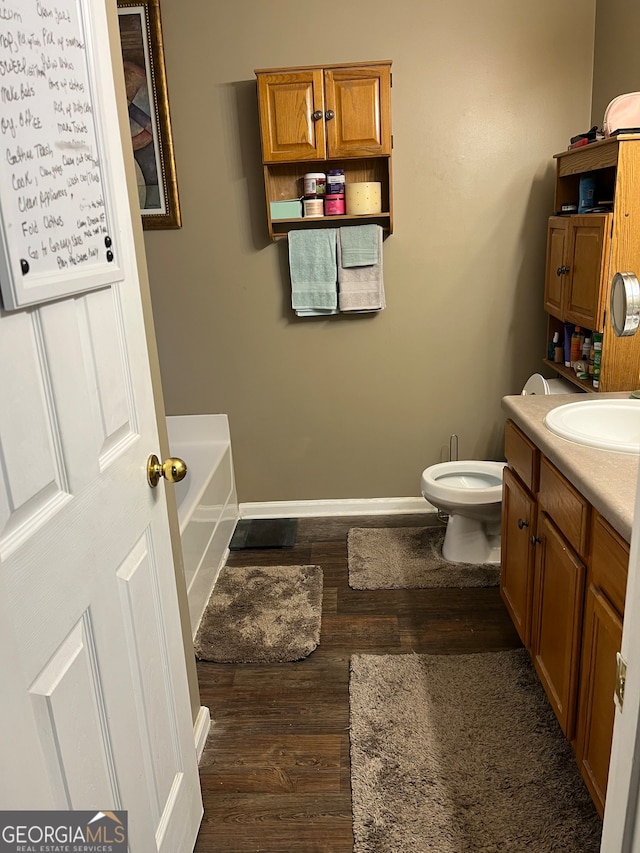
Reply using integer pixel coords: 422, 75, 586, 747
0, 0, 117, 303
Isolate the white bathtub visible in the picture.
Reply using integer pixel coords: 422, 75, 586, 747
166, 414, 239, 638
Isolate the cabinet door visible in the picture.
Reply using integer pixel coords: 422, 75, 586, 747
576, 583, 622, 818
501, 467, 537, 648
531, 512, 585, 739
564, 214, 612, 331
324, 65, 391, 158
256, 69, 326, 162
544, 217, 569, 320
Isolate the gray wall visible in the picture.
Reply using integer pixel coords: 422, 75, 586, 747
592, 0, 640, 126
143, 0, 596, 503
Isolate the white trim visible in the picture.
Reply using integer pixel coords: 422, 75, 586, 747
239, 496, 436, 518
194, 706, 211, 763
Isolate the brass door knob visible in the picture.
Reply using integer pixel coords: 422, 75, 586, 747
147, 454, 188, 488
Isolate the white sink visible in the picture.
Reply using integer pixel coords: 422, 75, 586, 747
544, 399, 640, 454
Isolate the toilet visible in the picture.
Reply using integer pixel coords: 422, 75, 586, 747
420, 373, 580, 565
421, 461, 505, 564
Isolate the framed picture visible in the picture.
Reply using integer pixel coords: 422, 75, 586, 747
116, 0, 181, 229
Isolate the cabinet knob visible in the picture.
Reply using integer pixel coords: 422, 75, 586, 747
312, 110, 323, 121
530, 535, 542, 546
517, 518, 529, 529
556, 265, 570, 276
325, 109, 335, 121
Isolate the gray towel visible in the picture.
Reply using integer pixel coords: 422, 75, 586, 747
288, 229, 338, 314
339, 224, 380, 267
337, 226, 385, 313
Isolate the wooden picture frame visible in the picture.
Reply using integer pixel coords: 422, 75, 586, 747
116, 0, 181, 229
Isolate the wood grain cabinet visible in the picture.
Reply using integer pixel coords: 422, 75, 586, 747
544, 214, 612, 331
254, 61, 393, 240
500, 422, 539, 648
501, 420, 629, 814
576, 512, 628, 817
542, 135, 640, 392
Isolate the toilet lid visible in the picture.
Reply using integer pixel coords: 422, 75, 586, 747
522, 373, 549, 395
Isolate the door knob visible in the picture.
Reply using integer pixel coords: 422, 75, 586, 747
147, 454, 188, 488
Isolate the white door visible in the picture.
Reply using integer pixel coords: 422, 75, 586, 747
0, 1, 202, 851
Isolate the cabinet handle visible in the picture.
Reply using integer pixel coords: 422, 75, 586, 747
530, 535, 542, 546
517, 518, 529, 529
325, 109, 335, 121
312, 110, 323, 121
556, 265, 570, 276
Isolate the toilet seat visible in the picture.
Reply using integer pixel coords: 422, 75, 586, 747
421, 460, 505, 506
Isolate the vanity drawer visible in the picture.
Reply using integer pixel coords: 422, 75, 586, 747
590, 511, 629, 617
505, 420, 539, 492
539, 455, 590, 559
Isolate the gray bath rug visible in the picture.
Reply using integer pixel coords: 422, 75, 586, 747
349, 649, 602, 853
348, 526, 500, 589
194, 565, 323, 663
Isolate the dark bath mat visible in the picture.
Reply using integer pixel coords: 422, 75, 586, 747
229, 517, 298, 550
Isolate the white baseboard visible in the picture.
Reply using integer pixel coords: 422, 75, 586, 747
194, 706, 211, 763
239, 496, 437, 518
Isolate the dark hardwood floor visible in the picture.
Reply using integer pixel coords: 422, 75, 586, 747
194, 514, 522, 853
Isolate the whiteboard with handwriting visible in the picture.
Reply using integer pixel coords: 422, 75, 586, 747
0, 0, 123, 310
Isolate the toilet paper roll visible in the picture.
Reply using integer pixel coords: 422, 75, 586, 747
345, 182, 382, 215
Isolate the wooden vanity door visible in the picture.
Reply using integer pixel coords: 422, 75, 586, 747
501, 467, 537, 648
531, 512, 586, 740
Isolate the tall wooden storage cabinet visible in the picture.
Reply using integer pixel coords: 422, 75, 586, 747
542, 135, 640, 392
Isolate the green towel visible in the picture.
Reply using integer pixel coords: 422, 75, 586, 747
339, 224, 380, 267
288, 229, 338, 313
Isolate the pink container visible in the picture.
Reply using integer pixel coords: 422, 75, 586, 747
324, 194, 345, 215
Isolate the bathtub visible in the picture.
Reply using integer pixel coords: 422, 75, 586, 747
166, 414, 239, 638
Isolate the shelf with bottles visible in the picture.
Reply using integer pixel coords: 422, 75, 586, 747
263, 158, 393, 240
545, 316, 601, 393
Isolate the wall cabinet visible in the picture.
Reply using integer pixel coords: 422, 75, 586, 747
501, 420, 628, 815
543, 214, 612, 331
254, 61, 393, 240
542, 135, 640, 392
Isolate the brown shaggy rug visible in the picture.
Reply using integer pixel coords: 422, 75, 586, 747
349, 649, 602, 852
348, 526, 500, 589
194, 565, 323, 663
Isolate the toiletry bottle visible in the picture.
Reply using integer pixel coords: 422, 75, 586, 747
549, 331, 560, 360
582, 336, 591, 361
588, 339, 595, 377
592, 333, 603, 388
554, 335, 564, 363
570, 326, 582, 366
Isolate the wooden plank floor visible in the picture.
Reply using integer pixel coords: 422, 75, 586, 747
194, 514, 522, 853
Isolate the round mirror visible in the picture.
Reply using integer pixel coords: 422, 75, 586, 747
610, 272, 640, 337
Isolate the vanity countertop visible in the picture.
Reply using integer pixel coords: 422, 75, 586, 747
502, 392, 639, 542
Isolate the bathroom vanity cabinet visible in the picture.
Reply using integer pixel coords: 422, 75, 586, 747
501, 419, 628, 816
254, 61, 393, 240
542, 134, 640, 392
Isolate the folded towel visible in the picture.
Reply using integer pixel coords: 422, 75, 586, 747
339, 224, 380, 267
337, 226, 385, 313
288, 229, 338, 315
